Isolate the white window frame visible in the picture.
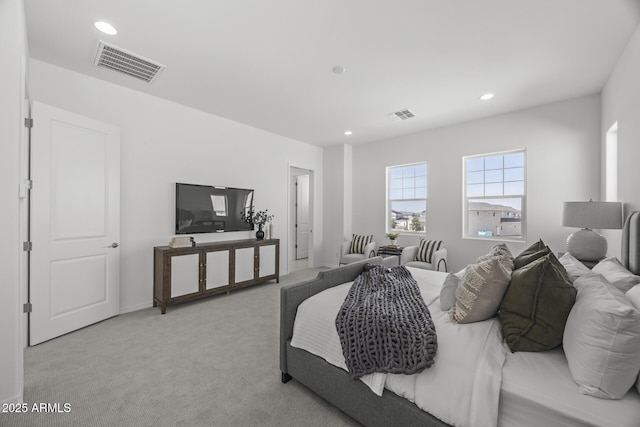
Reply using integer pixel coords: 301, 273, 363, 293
386, 162, 427, 235
462, 149, 526, 242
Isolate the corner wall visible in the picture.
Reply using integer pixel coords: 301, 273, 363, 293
322, 144, 352, 266
601, 23, 640, 258
28, 59, 324, 313
0, 0, 26, 405
352, 95, 601, 272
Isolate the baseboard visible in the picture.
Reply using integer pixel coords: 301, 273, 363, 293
119, 302, 152, 314
1, 391, 23, 406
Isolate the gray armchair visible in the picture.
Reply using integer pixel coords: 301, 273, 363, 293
339, 240, 377, 265
401, 244, 448, 272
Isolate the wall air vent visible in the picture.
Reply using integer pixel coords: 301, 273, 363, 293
93, 41, 165, 83
386, 109, 415, 122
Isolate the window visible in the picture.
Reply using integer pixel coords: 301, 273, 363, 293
463, 150, 526, 240
387, 162, 427, 234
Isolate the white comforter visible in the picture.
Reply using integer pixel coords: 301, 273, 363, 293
290, 267, 507, 427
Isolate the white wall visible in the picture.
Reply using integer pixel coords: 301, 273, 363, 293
0, 0, 26, 405
28, 59, 324, 313
602, 23, 640, 259
352, 95, 602, 272
322, 144, 353, 266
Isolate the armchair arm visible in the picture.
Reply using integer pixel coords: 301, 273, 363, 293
433, 248, 448, 272
340, 241, 351, 257
400, 246, 418, 265
364, 241, 378, 258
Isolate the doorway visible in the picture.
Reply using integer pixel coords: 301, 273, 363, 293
289, 166, 313, 272
29, 102, 121, 345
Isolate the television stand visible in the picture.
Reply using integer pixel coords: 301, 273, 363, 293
153, 238, 279, 313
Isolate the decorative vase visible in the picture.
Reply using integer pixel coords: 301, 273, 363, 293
389, 239, 397, 247
256, 224, 265, 240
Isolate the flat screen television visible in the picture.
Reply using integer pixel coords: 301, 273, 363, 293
175, 183, 254, 234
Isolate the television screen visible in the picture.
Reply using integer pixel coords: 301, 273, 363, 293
175, 183, 254, 234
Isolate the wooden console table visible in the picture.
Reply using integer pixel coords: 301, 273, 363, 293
153, 238, 279, 313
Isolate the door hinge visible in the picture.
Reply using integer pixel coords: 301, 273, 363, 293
23, 241, 32, 251
23, 303, 32, 313
19, 180, 32, 199
24, 118, 33, 128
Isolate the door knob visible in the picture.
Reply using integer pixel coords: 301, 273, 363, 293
106, 242, 119, 248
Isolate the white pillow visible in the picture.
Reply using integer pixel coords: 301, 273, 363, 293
559, 252, 592, 281
592, 256, 640, 292
439, 272, 460, 311
625, 285, 640, 394
563, 274, 640, 399
626, 284, 640, 311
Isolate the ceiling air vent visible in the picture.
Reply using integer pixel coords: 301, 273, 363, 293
386, 109, 415, 122
93, 41, 165, 83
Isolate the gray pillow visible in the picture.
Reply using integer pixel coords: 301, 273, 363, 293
513, 239, 547, 270
499, 253, 576, 352
450, 257, 513, 324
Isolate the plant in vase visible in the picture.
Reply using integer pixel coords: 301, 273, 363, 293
386, 232, 399, 247
241, 209, 274, 240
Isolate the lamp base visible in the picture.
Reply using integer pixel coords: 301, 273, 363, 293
566, 228, 607, 262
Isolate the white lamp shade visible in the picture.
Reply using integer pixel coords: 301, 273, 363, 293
562, 201, 623, 230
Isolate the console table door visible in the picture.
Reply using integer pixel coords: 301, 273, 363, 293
206, 250, 230, 289
170, 253, 200, 297
234, 246, 255, 284
258, 244, 277, 278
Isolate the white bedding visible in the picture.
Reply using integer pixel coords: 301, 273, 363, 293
499, 347, 640, 427
290, 266, 640, 427
291, 268, 506, 427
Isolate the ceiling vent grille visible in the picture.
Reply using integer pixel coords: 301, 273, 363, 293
93, 41, 165, 83
386, 109, 415, 122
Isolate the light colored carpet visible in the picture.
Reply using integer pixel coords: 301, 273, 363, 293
2, 269, 361, 427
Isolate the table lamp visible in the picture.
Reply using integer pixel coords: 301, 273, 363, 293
562, 200, 623, 261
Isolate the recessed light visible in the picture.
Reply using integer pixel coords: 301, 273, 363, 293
332, 66, 346, 74
480, 93, 494, 101
94, 21, 117, 35
344, 130, 353, 136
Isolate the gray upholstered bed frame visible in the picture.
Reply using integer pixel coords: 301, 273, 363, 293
279, 256, 450, 427
279, 211, 640, 427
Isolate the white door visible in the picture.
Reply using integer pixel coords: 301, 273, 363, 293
296, 174, 310, 260
30, 102, 120, 345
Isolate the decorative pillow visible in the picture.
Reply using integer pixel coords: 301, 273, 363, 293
559, 252, 592, 281
563, 274, 640, 399
499, 253, 576, 352
415, 239, 443, 263
513, 239, 548, 270
592, 256, 640, 292
475, 243, 514, 268
450, 256, 513, 324
350, 234, 372, 254
440, 272, 462, 311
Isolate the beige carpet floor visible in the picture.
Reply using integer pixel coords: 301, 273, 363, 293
1, 268, 361, 427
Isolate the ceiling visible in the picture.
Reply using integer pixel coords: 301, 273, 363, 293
24, 0, 640, 148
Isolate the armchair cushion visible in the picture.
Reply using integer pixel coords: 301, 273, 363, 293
402, 246, 448, 272
340, 239, 377, 265
415, 239, 443, 263
350, 234, 373, 254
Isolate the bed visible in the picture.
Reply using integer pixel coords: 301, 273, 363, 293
280, 212, 640, 427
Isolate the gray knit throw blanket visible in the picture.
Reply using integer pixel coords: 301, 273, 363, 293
335, 264, 437, 379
